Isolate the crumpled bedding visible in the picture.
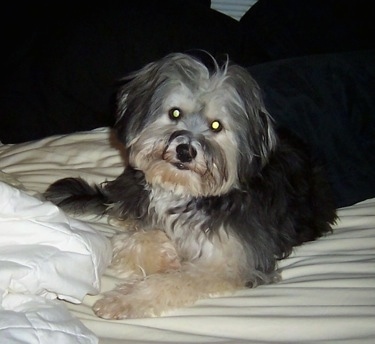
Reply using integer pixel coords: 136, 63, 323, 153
0, 127, 374, 344
0, 180, 112, 343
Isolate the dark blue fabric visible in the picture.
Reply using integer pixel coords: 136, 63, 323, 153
249, 50, 375, 207
239, 0, 375, 65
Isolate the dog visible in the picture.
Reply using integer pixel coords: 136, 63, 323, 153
44, 53, 337, 319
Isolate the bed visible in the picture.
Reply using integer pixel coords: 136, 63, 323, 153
2, 1, 375, 343
1, 127, 375, 343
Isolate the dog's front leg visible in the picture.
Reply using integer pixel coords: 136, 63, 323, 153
93, 263, 242, 319
108, 229, 181, 279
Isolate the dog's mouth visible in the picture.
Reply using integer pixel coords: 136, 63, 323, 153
172, 162, 189, 170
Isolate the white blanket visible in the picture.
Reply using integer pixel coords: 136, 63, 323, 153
0, 181, 112, 343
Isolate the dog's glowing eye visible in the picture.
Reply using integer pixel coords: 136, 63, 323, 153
210, 120, 223, 132
169, 108, 182, 120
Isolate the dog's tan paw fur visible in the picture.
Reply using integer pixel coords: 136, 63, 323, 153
93, 279, 152, 319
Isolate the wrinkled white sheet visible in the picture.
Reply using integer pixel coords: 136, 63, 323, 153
1, 128, 374, 344
1, 294, 98, 344
0, 179, 112, 343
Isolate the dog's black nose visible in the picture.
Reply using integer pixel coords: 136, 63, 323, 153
176, 144, 197, 163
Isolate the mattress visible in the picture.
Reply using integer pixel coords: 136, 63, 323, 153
1, 127, 374, 344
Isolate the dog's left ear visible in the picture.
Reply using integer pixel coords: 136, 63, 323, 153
226, 65, 277, 181
239, 109, 276, 182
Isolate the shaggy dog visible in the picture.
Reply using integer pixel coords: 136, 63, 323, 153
45, 53, 336, 319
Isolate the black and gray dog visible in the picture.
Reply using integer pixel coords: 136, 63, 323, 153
45, 53, 336, 319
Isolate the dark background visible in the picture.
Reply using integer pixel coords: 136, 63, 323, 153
1, 0, 374, 207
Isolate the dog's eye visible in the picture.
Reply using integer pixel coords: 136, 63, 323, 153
210, 120, 223, 132
169, 108, 182, 121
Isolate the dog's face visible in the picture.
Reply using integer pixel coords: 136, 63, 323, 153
115, 54, 276, 197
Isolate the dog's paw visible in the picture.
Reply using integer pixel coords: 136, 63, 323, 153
93, 294, 139, 319
93, 280, 158, 319
93, 295, 138, 320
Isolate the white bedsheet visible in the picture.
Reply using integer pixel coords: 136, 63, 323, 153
1, 128, 374, 344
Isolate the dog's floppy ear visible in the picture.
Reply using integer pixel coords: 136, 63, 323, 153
225, 65, 277, 180
114, 60, 165, 146
244, 109, 276, 177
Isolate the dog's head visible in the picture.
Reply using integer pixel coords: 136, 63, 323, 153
115, 53, 276, 197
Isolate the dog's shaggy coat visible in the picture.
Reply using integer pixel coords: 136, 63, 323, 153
45, 53, 336, 319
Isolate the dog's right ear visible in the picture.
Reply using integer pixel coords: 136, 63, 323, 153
114, 60, 164, 147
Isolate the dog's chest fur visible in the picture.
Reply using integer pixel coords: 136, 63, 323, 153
147, 187, 220, 262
